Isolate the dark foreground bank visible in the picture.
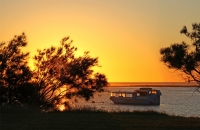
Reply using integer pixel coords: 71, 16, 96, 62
0, 106, 200, 130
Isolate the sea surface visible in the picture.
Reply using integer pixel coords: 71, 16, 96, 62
75, 82, 200, 117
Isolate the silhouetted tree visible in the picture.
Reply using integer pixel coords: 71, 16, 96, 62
160, 23, 200, 92
0, 33, 32, 105
33, 37, 108, 110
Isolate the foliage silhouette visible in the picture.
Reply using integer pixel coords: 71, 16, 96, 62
0, 33, 32, 105
0, 34, 108, 111
160, 23, 200, 92
32, 37, 108, 110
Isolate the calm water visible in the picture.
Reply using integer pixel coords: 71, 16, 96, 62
75, 82, 200, 117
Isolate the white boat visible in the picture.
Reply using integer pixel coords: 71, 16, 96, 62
109, 88, 162, 105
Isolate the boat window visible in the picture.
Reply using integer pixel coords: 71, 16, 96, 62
119, 93, 125, 97
137, 92, 148, 96
117, 93, 121, 97
125, 94, 132, 97
110, 92, 117, 97
111, 93, 130, 97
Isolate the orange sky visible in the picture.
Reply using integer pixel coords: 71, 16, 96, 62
1, 0, 200, 82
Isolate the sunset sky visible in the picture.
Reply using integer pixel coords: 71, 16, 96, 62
1, 0, 200, 82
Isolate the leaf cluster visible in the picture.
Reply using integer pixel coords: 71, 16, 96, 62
160, 23, 200, 90
0, 33, 32, 105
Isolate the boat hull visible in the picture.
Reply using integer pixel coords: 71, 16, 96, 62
110, 96, 160, 105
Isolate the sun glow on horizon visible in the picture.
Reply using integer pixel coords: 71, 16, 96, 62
1, 0, 199, 82
56, 104, 66, 111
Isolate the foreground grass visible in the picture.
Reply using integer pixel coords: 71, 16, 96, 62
0, 106, 200, 130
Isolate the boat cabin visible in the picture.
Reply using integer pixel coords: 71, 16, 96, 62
110, 88, 162, 105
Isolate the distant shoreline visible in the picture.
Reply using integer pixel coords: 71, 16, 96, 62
108, 82, 199, 87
